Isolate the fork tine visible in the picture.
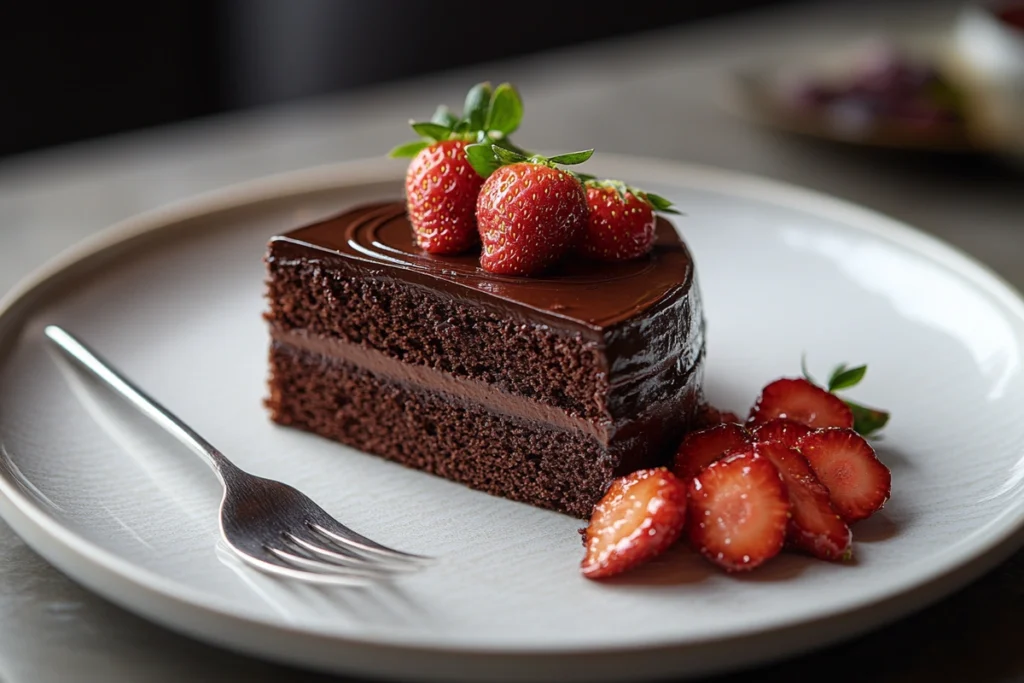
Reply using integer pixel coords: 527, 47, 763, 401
233, 551, 375, 587
265, 546, 393, 581
285, 533, 421, 573
310, 523, 434, 565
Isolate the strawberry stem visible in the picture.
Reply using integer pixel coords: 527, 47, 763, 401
431, 105, 458, 128
389, 81, 525, 159
583, 178, 681, 215
465, 143, 594, 179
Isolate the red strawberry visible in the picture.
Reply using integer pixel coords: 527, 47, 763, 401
753, 442, 852, 560
580, 186, 655, 261
581, 468, 688, 579
748, 378, 854, 429
403, 139, 483, 254
687, 451, 790, 572
578, 181, 680, 262
672, 423, 752, 482
752, 418, 813, 449
389, 82, 526, 255
476, 162, 588, 276
695, 403, 743, 428
798, 428, 891, 523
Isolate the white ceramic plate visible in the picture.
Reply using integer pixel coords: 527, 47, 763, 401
1, 156, 1023, 682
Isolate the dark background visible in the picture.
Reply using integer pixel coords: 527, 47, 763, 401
0, 0, 794, 160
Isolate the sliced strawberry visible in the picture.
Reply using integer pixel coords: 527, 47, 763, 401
672, 423, 752, 482
752, 418, 813, 449
581, 468, 688, 579
694, 404, 744, 428
748, 378, 854, 429
798, 428, 891, 523
687, 451, 790, 572
753, 442, 852, 560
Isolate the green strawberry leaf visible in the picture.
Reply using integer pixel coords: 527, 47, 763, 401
802, 355, 890, 437
801, 352, 816, 384
463, 82, 492, 132
490, 136, 529, 156
583, 180, 682, 215
643, 192, 681, 214
431, 105, 458, 128
829, 364, 866, 392
465, 143, 500, 178
390, 82, 528, 161
388, 140, 430, 158
546, 149, 594, 166
485, 83, 524, 136
410, 121, 451, 142
493, 145, 528, 164
574, 171, 597, 183
846, 401, 890, 437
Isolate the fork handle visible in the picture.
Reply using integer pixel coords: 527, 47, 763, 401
44, 325, 238, 481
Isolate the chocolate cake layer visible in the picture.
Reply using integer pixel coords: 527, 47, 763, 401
272, 327, 602, 437
263, 201, 707, 515
267, 342, 617, 518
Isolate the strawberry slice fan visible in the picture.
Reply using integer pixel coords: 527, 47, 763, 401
582, 360, 891, 577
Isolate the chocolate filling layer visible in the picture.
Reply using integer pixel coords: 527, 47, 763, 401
270, 326, 606, 440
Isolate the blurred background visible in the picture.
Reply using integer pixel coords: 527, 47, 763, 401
0, 0, 793, 159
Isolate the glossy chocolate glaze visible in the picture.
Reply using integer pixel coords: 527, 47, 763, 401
271, 202, 698, 334
268, 201, 706, 464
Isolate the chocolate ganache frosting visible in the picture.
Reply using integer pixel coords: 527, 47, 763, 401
268, 200, 708, 462
271, 201, 703, 339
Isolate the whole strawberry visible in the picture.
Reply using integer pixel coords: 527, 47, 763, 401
403, 139, 482, 254
389, 82, 524, 255
469, 146, 592, 276
579, 180, 678, 261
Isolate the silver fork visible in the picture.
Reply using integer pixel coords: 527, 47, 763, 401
44, 324, 432, 585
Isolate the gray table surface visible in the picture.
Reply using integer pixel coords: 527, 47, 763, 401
2, 1, 1023, 681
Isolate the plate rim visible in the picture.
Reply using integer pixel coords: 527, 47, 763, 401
2, 153, 1024, 680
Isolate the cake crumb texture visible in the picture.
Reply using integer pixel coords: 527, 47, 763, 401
265, 256, 610, 421
266, 342, 616, 518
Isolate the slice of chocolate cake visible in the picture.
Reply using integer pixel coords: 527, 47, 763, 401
263, 201, 705, 518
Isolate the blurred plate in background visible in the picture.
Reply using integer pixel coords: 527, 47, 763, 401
721, 31, 1024, 158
